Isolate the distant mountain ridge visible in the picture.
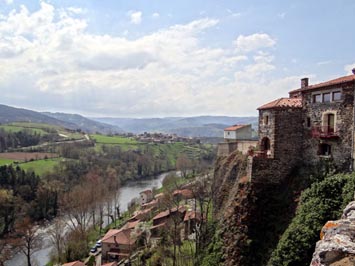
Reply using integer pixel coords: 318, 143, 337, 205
93, 116, 258, 137
0, 104, 123, 134
42, 112, 124, 134
0, 104, 257, 137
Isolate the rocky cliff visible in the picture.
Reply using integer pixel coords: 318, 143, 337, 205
213, 151, 301, 266
310, 201, 355, 266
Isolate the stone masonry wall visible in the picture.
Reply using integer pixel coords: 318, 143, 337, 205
302, 82, 354, 171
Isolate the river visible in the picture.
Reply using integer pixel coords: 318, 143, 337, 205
5, 172, 170, 266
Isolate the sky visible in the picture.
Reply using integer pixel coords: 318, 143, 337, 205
0, 0, 354, 118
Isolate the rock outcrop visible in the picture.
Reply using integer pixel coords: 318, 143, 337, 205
310, 201, 355, 266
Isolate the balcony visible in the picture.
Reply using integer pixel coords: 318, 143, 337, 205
311, 126, 339, 139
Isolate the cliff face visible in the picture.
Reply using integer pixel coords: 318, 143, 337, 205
213, 151, 300, 266
310, 201, 355, 266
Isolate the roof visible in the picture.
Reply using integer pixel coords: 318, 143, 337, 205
289, 74, 355, 94
102, 228, 136, 245
184, 211, 202, 222
62, 261, 85, 266
140, 189, 152, 195
123, 220, 140, 230
173, 189, 194, 199
257, 98, 302, 110
153, 206, 186, 221
224, 124, 248, 131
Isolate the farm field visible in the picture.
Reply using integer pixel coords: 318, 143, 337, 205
0, 158, 14, 166
18, 158, 63, 176
0, 152, 58, 161
0, 122, 84, 140
0, 124, 48, 135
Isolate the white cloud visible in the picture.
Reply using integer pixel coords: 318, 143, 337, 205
234, 33, 276, 53
344, 63, 355, 74
129, 11, 142, 25
67, 7, 86, 15
0, 1, 296, 117
4, 0, 13, 4
226, 9, 241, 17
152, 12, 160, 19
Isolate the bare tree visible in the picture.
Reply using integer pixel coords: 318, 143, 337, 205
0, 239, 12, 266
48, 218, 66, 263
61, 184, 92, 246
15, 217, 43, 266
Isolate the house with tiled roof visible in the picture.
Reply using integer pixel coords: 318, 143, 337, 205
218, 123, 258, 156
224, 124, 252, 141
101, 228, 138, 263
248, 70, 355, 182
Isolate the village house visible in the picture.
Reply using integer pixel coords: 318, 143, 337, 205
151, 206, 186, 237
139, 189, 153, 205
224, 124, 252, 141
248, 70, 355, 182
101, 228, 138, 263
218, 124, 258, 156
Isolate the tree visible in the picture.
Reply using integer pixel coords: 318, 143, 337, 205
48, 218, 66, 264
0, 189, 17, 236
176, 154, 191, 178
15, 217, 43, 266
0, 239, 12, 266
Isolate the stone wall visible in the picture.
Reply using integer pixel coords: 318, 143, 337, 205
248, 156, 298, 183
302, 82, 354, 171
217, 140, 258, 156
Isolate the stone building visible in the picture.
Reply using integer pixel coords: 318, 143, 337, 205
224, 124, 252, 141
218, 124, 258, 156
248, 71, 355, 181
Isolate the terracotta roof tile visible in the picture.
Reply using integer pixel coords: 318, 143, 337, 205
102, 228, 135, 245
224, 124, 248, 131
257, 98, 302, 110
184, 211, 202, 222
173, 189, 194, 199
289, 74, 355, 94
140, 189, 152, 195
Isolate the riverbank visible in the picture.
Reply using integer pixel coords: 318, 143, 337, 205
5, 172, 172, 266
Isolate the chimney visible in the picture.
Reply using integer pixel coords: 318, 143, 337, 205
352, 68, 355, 75
301, 78, 309, 88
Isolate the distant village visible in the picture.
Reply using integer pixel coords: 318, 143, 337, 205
124, 132, 201, 145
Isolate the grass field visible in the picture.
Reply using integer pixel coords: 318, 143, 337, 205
0, 122, 85, 140
18, 158, 63, 176
0, 124, 48, 135
0, 158, 15, 166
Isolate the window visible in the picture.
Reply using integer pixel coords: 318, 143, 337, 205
318, 143, 331, 156
307, 117, 311, 128
313, 94, 321, 103
332, 91, 341, 101
264, 115, 269, 125
323, 93, 331, 103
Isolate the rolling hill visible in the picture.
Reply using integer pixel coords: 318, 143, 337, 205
93, 116, 258, 137
0, 104, 123, 134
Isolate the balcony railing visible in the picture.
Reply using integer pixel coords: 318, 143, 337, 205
311, 126, 339, 139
